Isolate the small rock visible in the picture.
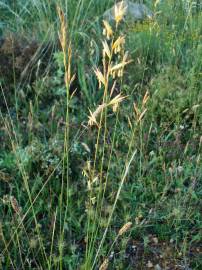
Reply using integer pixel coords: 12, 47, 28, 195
152, 237, 159, 244
103, 1, 153, 23
155, 264, 162, 270
170, 238, 174, 243
147, 260, 153, 268
177, 165, 183, 173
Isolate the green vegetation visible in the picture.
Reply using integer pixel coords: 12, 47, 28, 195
0, 1, 201, 269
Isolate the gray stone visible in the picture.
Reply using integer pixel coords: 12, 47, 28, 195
103, 1, 153, 23
155, 264, 162, 270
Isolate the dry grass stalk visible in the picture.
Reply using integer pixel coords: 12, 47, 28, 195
0, 170, 11, 182
87, 8, 132, 267
133, 91, 150, 122
57, 6, 67, 62
0, 222, 3, 237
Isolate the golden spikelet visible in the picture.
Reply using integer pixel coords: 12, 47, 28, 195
138, 108, 147, 122
88, 104, 107, 126
114, 1, 127, 26
103, 20, 113, 40
112, 36, 125, 51
118, 222, 132, 236
108, 94, 126, 112
110, 60, 129, 73
93, 68, 106, 89
109, 52, 131, 78
99, 258, 109, 270
88, 93, 126, 126
142, 90, 149, 105
102, 40, 111, 59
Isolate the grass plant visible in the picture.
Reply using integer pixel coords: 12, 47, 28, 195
0, 0, 201, 269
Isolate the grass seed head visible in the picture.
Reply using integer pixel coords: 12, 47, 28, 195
102, 40, 111, 59
112, 36, 125, 52
94, 68, 106, 88
57, 6, 67, 53
114, 1, 127, 26
99, 258, 109, 270
118, 222, 132, 236
88, 104, 107, 126
108, 94, 126, 112
103, 20, 113, 40
10, 196, 21, 215
142, 90, 149, 105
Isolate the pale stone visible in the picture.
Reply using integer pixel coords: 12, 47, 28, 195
103, 1, 153, 23
147, 260, 153, 268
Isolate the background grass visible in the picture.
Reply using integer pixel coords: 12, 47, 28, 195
0, 0, 201, 269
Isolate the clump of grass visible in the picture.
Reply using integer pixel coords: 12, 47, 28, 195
82, 4, 151, 268
0, 1, 201, 269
